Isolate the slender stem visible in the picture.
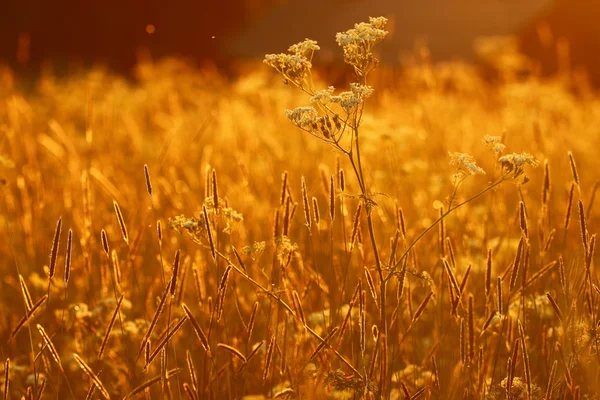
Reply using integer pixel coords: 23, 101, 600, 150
353, 128, 368, 199
346, 112, 388, 392
347, 156, 365, 194
386, 177, 507, 281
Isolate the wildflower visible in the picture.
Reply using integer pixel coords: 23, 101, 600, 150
500, 377, 527, 398
335, 17, 388, 76
448, 152, 486, 175
500, 376, 541, 399
335, 17, 388, 47
309, 87, 336, 105
169, 215, 203, 236
203, 196, 244, 233
498, 152, 539, 179
264, 39, 320, 87
288, 39, 320, 58
264, 53, 313, 87
220, 207, 244, 233
242, 241, 266, 257
482, 135, 506, 153
275, 235, 298, 263
336, 93, 359, 114
349, 83, 374, 99
285, 106, 319, 129
310, 84, 373, 115
316, 84, 373, 114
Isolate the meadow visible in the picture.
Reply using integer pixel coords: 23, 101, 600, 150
0, 17, 599, 399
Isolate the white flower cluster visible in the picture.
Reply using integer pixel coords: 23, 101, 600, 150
335, 17, 388, 47
335, 17, 388, 76
482, 135, 506, 153
349, 82, 374, 99
284, 106, 342, 139
498, 152, 539, 179
337, 83, 374, 113
284, 106, 319, 129
309, 86, 336, 105
309, 83, 374, 114
264, 39, 320, 86
498, 152, 539, 168
288, 39, 320, 58
264, 53, 312, 84
448, 152, 486, 175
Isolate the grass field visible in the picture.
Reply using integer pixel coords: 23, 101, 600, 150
1, 17, 599, 399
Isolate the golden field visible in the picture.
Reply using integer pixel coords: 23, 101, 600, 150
0, 18, 600, 400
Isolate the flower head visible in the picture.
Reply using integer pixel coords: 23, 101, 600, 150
482, 135, 506, 153
335, 17, 388, 47
311, 83, 373, 114
335, 17, 388, 76
309, 87, 336, 105
448, 152, 486, 175
264, 50, 313, 87
350, 82, 374, 99
288, 39, 320, 58
498, 152, 539, 179
285, 106, 319, 129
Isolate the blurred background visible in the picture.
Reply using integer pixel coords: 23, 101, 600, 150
1, 0, 599, 84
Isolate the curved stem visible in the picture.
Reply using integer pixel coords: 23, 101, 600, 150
385, 177, 507, 281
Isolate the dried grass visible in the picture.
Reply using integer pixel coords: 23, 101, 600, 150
2, 17, 600, 399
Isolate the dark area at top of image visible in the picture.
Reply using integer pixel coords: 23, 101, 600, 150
1, 0, 600, 84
